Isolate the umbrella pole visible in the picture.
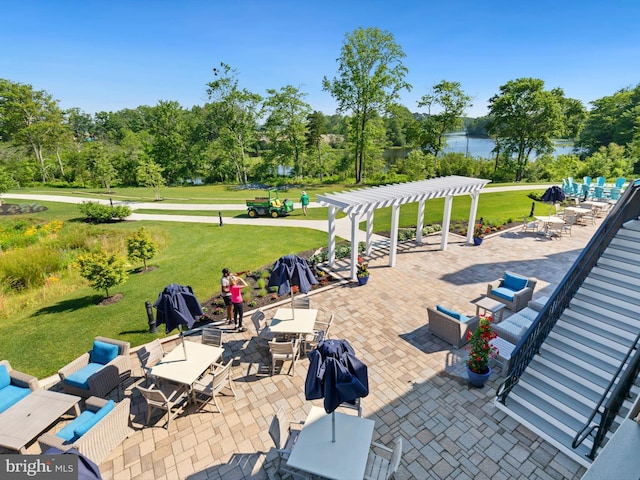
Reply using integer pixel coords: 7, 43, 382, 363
332, 411, 335, 443
290, 290, 295, 320
180, 325, 187, 359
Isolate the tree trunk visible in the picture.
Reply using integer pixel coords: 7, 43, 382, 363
55, 147, 65, 177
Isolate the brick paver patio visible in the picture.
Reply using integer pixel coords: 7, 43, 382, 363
69, 224, 599, 479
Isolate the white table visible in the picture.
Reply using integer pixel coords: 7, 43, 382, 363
287, 406, 375, 480
150, 341, 223, 394
268, 308, 318, 336
0, 390, 81, 453
564, 206, 591, 216
472, 296, 506, 322
535, 216, 565, 238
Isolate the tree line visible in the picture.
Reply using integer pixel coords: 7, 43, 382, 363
1, 27, 639, 193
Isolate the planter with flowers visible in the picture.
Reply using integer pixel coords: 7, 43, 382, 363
473, 217, 490, 246
356, 256, 370, 286
466, 315, 498, 387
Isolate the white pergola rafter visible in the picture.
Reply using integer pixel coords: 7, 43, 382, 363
316, 175, 490, 279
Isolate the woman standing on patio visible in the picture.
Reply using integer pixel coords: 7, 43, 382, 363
230, 276, 248, 331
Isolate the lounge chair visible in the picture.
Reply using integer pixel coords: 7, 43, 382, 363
427, 306, 479, 348
486, 272, 537, 312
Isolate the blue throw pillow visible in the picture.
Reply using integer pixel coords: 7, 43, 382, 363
436, 305, 466, 321
503, 272, 528, 292
90, 340, 119, 365
74, 400, 115, 438
0, 364, 10, 389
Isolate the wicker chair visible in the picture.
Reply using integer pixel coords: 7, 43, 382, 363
486, 272, 537, 312
0, 360, 40, 414
427, 307, 479, 348
58, 337, 131, 398
38, 396, 132, 464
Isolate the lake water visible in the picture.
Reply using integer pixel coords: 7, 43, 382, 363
442, 132, 574, 158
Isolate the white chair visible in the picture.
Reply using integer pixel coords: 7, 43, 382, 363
136, 339, 165, 386
364, 436, 403, 480
521, 216, 538, 233
339, 397, 362, 417
250, 309, 273, 347
191, 361, 235, 413
304, 313, 335, 354
136, 383, 188, 430
291, 296, 310, 309
268, 338, 300, 376
202, 327, 223, 347
268, 407, 310, 480
562, 213, 576, 236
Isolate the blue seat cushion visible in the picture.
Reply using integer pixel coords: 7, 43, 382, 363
73, 400, 114, 438
503, 272, 528, 292
64, 363, 104, 390
436, 305, 469, 322
90, 340, 119, 365
0, 365, 11, 389
0, 384, 30, 414
491, 287, 516, 301
56, 410, 96, 442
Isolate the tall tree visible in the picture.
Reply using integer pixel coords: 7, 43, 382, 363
487, 78, 564, 182
306, 111, 327, 180
206, 63, 262, 184
323, 27, 410, 183
263, 85, 311, 178
137, 159, 166, 200
417, 80, 472, 158
0, 79, 65, 182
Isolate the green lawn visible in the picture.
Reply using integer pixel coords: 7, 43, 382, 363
1, 184, 549, 378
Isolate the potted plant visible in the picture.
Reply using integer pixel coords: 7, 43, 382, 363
473, 217, 490, 246
356, 256, 370, 286
466, 315, 498, 387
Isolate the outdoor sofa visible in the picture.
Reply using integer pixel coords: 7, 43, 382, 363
38, 396, 132, 464
58, 337, 131, 398
0, 360, 40, 413
427, 305, 480, 348
486, 272, 537, 312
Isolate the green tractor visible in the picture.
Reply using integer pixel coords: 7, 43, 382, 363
246, 189, 294, 218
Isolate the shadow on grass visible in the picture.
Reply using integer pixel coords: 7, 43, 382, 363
33, 294, 104, 316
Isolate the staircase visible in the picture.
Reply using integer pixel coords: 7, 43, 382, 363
495, 215, 640, 468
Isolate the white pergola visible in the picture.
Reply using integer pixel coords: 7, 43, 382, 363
316, 175, 491, 280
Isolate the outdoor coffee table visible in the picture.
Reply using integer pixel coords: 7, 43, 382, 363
472, 296, 506, 323
287, 406, 375, 480
0, 389, 81, 453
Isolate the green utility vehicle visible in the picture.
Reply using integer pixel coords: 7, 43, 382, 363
246, 189, 294, 217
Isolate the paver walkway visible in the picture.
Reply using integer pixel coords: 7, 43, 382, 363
89, 221, 594, 480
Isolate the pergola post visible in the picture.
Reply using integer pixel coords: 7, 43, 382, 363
328, 206, 337, 267
365, 210, 374, 256
349, 212, 359, 280
440, 195, 453, 251
467, 192, 480, 244
416, 199, 425, 243
389, 204, 400, 266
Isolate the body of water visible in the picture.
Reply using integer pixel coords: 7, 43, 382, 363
442, 132, 574, 158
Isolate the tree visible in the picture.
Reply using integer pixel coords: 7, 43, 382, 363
487, 78, 564, 182
126, 227, 158, 271
136, 159, 166, 200
305, 111, 327, 180
77, 250, 128, 298
0, 165, 16, 205
416, 80, 472, 158
206, 63, 262, 184
263, 85, 311, 178
323, 27, 410, 183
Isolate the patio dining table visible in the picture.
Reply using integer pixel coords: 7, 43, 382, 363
267, 308, 318, 337
287, 406, 375, 480
535, 216, 565, 238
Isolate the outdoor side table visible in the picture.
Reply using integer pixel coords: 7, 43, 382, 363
472, 296, 506, 323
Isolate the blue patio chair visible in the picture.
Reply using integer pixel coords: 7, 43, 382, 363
608, 187, 621, 202
615, 177, 626, 188
583, 176, 592, 186
595, 176, 606, 187
593, 186, 605, 200
571, 182, 580, 197
581, 183, 590, 199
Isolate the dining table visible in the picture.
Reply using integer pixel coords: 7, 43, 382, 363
267, 308, 318, 337
287, 406, 375, 480
149, 341, 223, 401
535, 215, 565, 238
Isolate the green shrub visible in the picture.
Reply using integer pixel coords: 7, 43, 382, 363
78, 202, 131, 223
76, 250, 128, 298
256, 278, 266, 289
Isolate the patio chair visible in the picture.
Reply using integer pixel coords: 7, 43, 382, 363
339, 397, 363, 417
268, 407, 310, 480
202, 327, 223, 347
268, 338, 300, 376
595, 176, 606, 187
486, 272, 537, 312
250, 309, 273, 347
303, 313, 335, 354
58, 337, 131, 399
0, 360, 40, 414
291, 296, 310, 309
427, 306, 479, 348
521, 216, 538, 233
608, 187, 621, 203
136, 383, 188, 430
364, 436, 403, 480
562, 213, 576, 236
136, 339, 165, 386
615, 177, 626, 189
191, 361, 235, 413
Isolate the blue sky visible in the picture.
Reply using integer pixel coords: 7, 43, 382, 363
2, 0, 639, 118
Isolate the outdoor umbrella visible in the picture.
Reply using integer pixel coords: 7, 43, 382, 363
304, 339, 369, 442
541, 185, 566, 216
267, 254, 318, 318
153, 284, 203, 358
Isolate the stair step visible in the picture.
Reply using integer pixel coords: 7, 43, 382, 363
569, 297, 639, 334
597, 255, 640, 277
590, 266, 640, 289
561, 310, 636, 346
600, 246, 640, 265
608, 237, 640, 255
622, 218, 640, 231
541, 337, 620, 374
534, 352, 609, 391
582, 277, 640, 305
550, 323, 628, 358
616, 227, 640, 242
518, 373, 595, 420
574, 284, 640, 312
526, 362, 602, 405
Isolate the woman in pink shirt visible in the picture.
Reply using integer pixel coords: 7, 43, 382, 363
229, 276, 248, 331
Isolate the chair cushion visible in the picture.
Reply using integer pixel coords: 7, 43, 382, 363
73, 400, 115, 438
491, 287, 516, 301
64, 363, 104, 390
436, 305, 469, 322
503, 272, 528, 292
55, 410, 96, 442
0, 384, 30, 414
90, 340, 119, 365
0, 364, 10, 389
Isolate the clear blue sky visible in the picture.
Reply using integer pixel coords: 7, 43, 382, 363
2, 0, 639, 118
